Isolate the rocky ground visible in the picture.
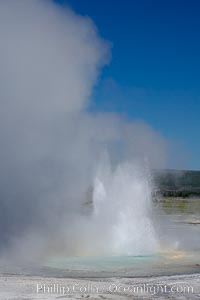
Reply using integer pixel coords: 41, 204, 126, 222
0, 273, 200, 300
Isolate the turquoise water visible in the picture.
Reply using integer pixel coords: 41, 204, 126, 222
43, 248, 200, 278
42, 205, 200, 277
45, 255, 156, 272
2, 199, 200, 278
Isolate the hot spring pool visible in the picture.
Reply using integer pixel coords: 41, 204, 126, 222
42, 249, 200, 278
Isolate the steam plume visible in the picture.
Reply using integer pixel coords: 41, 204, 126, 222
0, 0, 166, 262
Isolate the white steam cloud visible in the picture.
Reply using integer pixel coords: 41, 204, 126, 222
0, 0, 166, 263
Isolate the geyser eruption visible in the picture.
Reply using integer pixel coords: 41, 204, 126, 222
0, 0, 166, 262
89, 158, 158, 255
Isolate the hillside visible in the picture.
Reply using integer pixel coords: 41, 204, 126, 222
153, 169, 200, 197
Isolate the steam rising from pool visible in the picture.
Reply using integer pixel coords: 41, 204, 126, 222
0, 0, 165, 263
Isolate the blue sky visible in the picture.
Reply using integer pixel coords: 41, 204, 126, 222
56, 0, 200, 170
